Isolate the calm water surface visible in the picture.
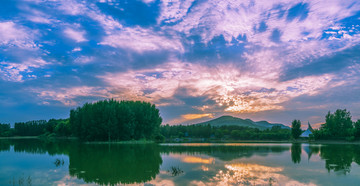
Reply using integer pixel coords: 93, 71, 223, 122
0, 139, 360, 186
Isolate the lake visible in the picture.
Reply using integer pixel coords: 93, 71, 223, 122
0, 139, 359, 185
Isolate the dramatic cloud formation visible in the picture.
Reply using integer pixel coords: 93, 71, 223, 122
0, 21, 37, 49
0, 0, 359, 126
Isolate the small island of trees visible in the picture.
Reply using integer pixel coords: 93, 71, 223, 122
70, 99, 162, 141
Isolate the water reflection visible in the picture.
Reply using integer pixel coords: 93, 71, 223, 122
182, 156, 215, 164
303, 144, 320, 161
0, 140, 10, 152
213, 163, 284, 185
54, 158, 65, 167
0, 139, 74, 155
1, 140, 360, 185
291, 143, 301, 164
68, 144, 162, 185
320, 145, 360, 175
160, 144, 290, 161
290, 143, 360, 175
289, 143, 360, 175
0, 140, 162, 185
168, 166, 184, 176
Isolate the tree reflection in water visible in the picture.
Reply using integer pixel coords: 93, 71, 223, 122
0, 140, 163, 185
1, 140, 360, 184
161, 144, 290, 161
319, 144, 359, 175
290, 143, 360, 175
291, 143, 301, 164
68, 144, 162, 185
168, 166, 184, 176
0, 140, 10, 152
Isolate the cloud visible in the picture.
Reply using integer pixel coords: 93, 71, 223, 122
72, 47, 82, 52
142, 0, 157, 4
1, 0, 360, 125
212, 163, 317, 186
64, 28, 87, 42
157, 0, 360, 57
57, 0, 87, 15
0, 58, 49, 82
23, 6, 56, 24
74, 56, 94, 64
0, 21, 37, 49
98, 62, 339, 117
27, 16, 52, 24
34, 86, 114, 106
158, 0, 196, 24
56, 1, 184, 53
182, 113, 214, 120
100, 26, 184, 53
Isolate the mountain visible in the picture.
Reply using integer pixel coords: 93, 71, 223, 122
194, 115, 290, 130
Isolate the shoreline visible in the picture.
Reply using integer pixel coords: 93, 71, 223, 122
162, 139, 360, 145
85, 140, 155, 144
0, 136, 39, 139
1, 137, 359, 144
0, 136, 77, 140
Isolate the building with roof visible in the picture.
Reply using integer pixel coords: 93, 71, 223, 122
300, 122, 313, 138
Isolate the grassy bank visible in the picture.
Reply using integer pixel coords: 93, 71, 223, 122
0, 136, 39, 139
306, 140, 360, 144
0, 136, 77, 140
85, 140, 155, 144
0, 136, 155, 144
1, 136, 359, 145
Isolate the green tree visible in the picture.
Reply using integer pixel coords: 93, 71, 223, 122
0, 123, 11, 137
322, 109, 353, 138
291, 143, 301, 164
215, 129, 224, 139
14, 120, 46, 136
291, 119, 302, 139
355, 120, 360, 138
70, 99, 162, 141
230, 130, 242, 139
54, 119, 71, 137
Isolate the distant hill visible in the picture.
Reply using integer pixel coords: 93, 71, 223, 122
194, 115, 290, 130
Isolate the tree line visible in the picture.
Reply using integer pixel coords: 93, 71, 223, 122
1, 99, 163, 141
2, 104, 359, 142
0, 119, 71, 138
159, 124, 291, 141
291, 109, 360, 141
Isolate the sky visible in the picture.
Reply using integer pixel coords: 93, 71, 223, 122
0, 0, 360, 127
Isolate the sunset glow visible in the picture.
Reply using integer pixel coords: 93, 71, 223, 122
212, 163, 316, 186
1, 0, 359, 125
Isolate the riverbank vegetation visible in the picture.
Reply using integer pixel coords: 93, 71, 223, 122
0, 119, 70, 138
0, 102, 359, 143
